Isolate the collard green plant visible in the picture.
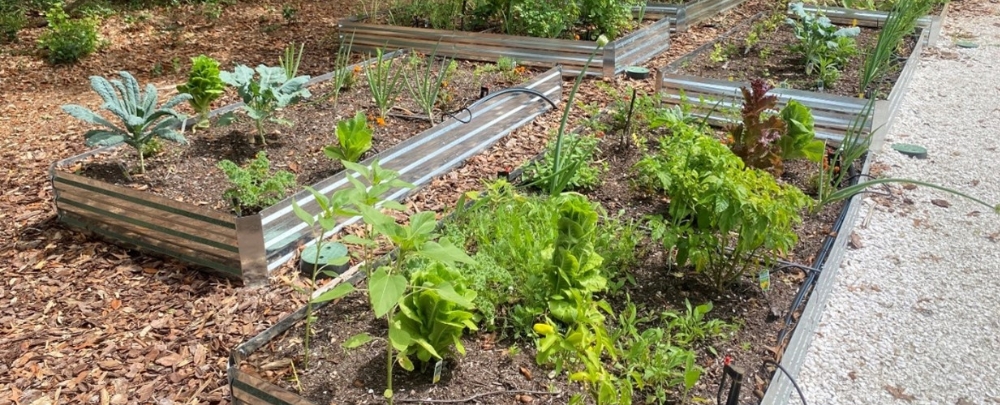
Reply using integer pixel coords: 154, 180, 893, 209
218, 151, 296, 216
635, 119, 812, 290
38, 2, 100, 64
62, 71, 191, 174
176, 55, 225, 129
366, 48, 404, 120
220, 64, 311, 145
324, 111, 373, 163
787, 2, 860, 87
724, 79, 824, 175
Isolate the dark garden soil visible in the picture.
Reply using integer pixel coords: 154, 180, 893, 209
64, 58, 536, 216
674, 16, 917, 98
246, 291, 586, 404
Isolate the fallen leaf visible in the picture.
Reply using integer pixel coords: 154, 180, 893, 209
288, 161, 300, 173
972, 180, 980, 186
988, 232, 1000, 243
968, 211, 982, 217
519, 366, 533, 381
931, 199, 951, 208
849, 232, 863, 249
848, 371, 857, 380
902, 183, 917, 190
884, 384, 916, 401
155, 352, 182, 367
109, 299, 121, 310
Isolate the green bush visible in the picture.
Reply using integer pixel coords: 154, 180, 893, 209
38, 2, 101, 64
635, 118, 812, 290
0, 4, 26, 43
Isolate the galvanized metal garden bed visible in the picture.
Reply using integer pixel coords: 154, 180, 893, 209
791, 2, 949, 46
49, 66, 563, 286
655, 27, 927, 147
338, 14, 671, 77
639, 0, 749, 31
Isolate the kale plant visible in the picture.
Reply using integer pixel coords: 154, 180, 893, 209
220, 64, 311, 145
62, 71, 191, 174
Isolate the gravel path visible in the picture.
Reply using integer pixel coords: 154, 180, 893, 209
794, 4, 1000, 405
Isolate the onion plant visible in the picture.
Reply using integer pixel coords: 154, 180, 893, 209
858, 0, 934, 95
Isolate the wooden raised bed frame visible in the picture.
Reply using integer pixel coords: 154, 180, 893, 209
50, 65, 563, 285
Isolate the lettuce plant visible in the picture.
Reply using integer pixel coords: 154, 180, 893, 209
324, 111, 373, 163
724, 79, 824, 175
62, 71, 191, 174
220, 64, 311, 145
176, 55, 225, 129
393, 263, 478, 363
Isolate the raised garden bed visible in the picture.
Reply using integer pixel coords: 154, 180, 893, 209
49, 60, 563, 285
638, 0, 750, 31
226, 72, 878, 403
338, 14, 671, 77
791, 2, 948, 46
656, 13, 926, 148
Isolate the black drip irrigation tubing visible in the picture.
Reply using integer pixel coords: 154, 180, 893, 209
442, 87, 557, 124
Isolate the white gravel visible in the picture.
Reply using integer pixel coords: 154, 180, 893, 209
795, 6, 1000, 405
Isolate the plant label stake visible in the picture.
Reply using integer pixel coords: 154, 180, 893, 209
758, 269, 771, 292
722, 364, 744, 405
433, 360, 443, 384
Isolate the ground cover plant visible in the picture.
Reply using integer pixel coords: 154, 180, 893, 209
57, 47, 538, 217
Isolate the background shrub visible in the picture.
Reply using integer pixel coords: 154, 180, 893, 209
38, 2, 101, 64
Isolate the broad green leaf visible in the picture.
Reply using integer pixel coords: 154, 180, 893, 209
369, 268, 406, 318
292, 200, 315, 226
380, 200, 408, 212
397, 353, 414, 371
312, 282, 355, 303
418, 239, 475, 266
341, 234, 376, 247
341, 333, 374, 349
430, 282, 473, 308
388, 322, 413, 351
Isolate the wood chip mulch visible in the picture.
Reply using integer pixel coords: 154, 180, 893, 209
0, 0, 768, 403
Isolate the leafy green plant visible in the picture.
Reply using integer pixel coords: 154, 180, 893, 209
709, 42, 728, 64
281, 3, 297, 22
663, 299, 733, 348
724, 79, 825, 175
324, 111, 373, 163
61, 71, 191, 174
279, 42, 304, 80
393, 262, 479, 363
220, 64, 311, 145
612, 301, 702, 404
176, 55, 225, 129
523, 133, 605, 191
636, 118, 813, 290
218, 151, 296, 216
787, 2, 860, 87
403, 49, 454, 123
294, 159, 475, 404
366, 48, 404, 120
38, 2, 101, 64
0, 3, 26, 43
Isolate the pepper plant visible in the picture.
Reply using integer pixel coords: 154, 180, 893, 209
62, 71, 192, 174
635, 118, 812, 290
220, 64, 311, 145
176, 55, 225, 129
